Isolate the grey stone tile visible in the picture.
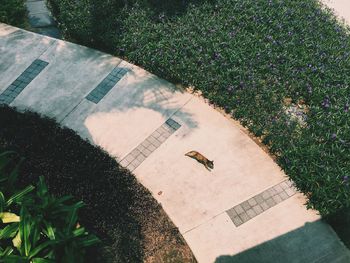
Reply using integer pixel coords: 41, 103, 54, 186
268, 187, 278, 196
261, 191, 270, 200
158, 135, 168, 143
280, 181, 290, 190
8, 85, 16, 91
131, 149, 141, 157
142, 140, 151, 149
137, 144, 145, 152
131, 158, 141, 168
239, 212, 250, 222
272, 194, 283, 204
248, 197, 257, 206
152, 139, 161, 148
285, 187, 296, 196
153, 130, 161, 138
260, 202, 269, 211
273, 184, 283, 194
234, 205, 244, 215
13, 80, 21, 86
148, 144, 156, 152
125, 154, 134, 163
252, 205, 263, 215
285, 180, 294, 187
148, 136, 158, 146
254, 194, 264, 204
136, 154, 146, 163
142, 148, 152, 157
246, 208, 256, 219
232, 216, 243, 226
241, 201, 250, 211
279, 191, 289, 200
266, 198, 276, 208
226, 208, 237, 219
119, 159, 129, 167
127, 163, 136, 172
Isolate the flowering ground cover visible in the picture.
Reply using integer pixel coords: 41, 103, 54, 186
48, 0, 350, 216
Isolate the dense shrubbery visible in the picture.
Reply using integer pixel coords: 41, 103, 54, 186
0, 0, 26, 27
48, 0, 350, 215
0, 151, 99, 262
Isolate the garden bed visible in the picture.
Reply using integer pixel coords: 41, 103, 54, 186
0, 106, 196, 263
47, 0, 350, 216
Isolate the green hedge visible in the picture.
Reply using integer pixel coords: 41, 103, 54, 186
0, 0, 26, 27
48, 0, 350, 215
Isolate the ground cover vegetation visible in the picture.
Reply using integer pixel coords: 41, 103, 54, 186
0, 106, 196, 262
0, 0, 26, 27
0, 150, 99, 262
47, 0, 350, 216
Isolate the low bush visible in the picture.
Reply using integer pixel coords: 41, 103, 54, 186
48, 0, 350, 216
0, 151, 99, 262
0, 0, 27, 27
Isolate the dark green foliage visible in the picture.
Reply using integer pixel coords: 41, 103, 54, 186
47, 0, 350, 216
0, 0, 26, 27
0, 106, 195, 263
0, 151, 99, 262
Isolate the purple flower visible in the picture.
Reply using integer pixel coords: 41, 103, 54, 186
343, 176, 349, 185
331, 133, 337, 140
229, 31, 236, 38
307, 85, 312, 94
322, 96, 330, 109
227, 85, 234, 92
344, 103, 349, 112
213, 52, 220, 60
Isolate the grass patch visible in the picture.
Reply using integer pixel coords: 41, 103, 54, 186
47, 0, 350, 216
0, 106, 196, 263
0, 0, 27, 27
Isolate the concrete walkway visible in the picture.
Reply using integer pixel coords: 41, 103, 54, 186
26, 0, 61, 38
322, 0, 350, 25
1, 23, 350, 263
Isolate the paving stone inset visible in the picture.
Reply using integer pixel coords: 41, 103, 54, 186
226, 180, 297, 227
0, 59, 48, 104
120, 118, 181, 171
86, 67, 129, 104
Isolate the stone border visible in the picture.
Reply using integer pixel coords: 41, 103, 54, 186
120, 118, 181, 171
0, 59, 48, 104
226, 180, 297, 226
86, 67, 129, 104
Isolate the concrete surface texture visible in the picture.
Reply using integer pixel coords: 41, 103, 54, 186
1, 23, 350, 263
26, 0, 61, 38
322, 0, 350, 24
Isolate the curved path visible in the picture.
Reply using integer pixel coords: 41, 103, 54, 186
0, 23, 349, 262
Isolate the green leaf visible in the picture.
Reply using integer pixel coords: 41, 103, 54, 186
32, 258, 55, 263
0, 223, 19, 239
2, 255, 28, 263
6, 185, 35, 207
19, 208, 31, 257
0, 212, 20, 223
28, 240, 55, 259
0, 247, 14, 257
0, 192, 5, 213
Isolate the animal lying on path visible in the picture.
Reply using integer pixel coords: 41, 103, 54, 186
185, 151, 214, 171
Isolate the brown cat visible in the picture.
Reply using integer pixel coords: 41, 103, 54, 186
185, 151, 214, 171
